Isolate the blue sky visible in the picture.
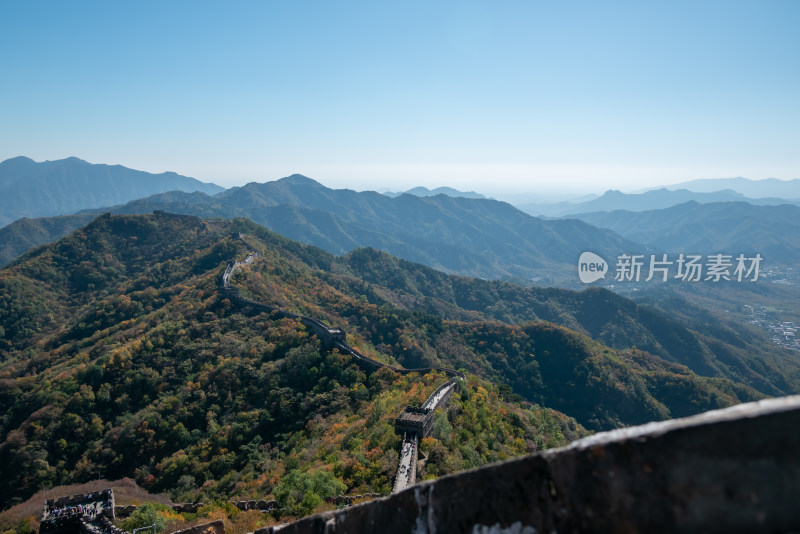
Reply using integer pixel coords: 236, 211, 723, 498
1, 1, 798, 195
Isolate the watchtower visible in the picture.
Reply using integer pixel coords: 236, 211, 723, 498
395, 406, 434, 438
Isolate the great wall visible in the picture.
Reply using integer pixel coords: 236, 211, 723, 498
220, 235, 465, 495
37, 223, 800, 533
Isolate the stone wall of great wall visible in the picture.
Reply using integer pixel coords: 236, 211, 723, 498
219, 239, 466, 496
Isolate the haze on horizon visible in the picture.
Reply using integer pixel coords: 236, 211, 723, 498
1, 1, 798, 196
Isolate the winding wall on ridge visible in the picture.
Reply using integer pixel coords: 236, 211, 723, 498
220, 238, 464, 495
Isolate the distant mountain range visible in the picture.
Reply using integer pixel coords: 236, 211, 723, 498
571, 201, 800, 265
0, 156, 224, 227
0, 174, 643, 283
517, 188, 799, 217
108, 175, 644, 284
3, 157, 800, 286
644, 177, 800, 198
383, 186, 487, 199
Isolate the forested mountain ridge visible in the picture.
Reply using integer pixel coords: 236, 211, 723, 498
330, 247, 797, 396
0, 213, 764, 511
223, 221, 766, 413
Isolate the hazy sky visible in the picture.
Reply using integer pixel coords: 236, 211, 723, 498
1, 1, 798, 195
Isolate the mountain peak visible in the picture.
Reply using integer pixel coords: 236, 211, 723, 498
281, 174, 321, 186
2, 156, 35, 164
591, 189, 626, 201
0, 156, 37, 169
53, 156, 92, 166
